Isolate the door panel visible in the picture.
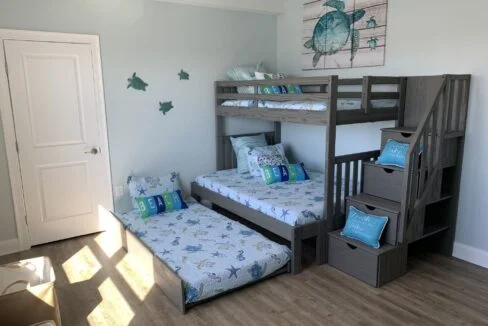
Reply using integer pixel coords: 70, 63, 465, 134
5, 40, 112, 245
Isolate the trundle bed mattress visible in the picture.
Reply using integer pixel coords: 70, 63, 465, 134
114, 199, 290, 304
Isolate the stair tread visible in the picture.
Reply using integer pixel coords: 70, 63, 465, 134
363, 161, 404, 172
382, 127, 464, 139
381, 127, 416, 134
347, 193, 401, 213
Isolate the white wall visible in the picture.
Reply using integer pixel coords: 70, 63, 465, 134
277, 0, 488, 255
0, 0, 276, 242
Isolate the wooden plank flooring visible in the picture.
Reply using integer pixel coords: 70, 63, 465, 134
1, 233, 487, 326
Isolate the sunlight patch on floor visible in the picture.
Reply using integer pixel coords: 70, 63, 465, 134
61, 245, 101, 284
87, 278, 135, 326
115, 254, 154, 301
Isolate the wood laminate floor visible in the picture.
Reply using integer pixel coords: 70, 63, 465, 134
1, 233, 487, 326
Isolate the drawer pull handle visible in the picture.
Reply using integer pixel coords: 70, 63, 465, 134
401, 132, 412, 138
383, 168, 394, 174
346, 243, 358, 250
365, 205, 376, 211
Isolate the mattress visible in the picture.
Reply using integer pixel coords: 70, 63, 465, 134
221, 99, 398, 111
115, 199, 290, 304
196, 169, 354, 226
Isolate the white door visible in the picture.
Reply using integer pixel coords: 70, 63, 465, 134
5, 40, 112, 246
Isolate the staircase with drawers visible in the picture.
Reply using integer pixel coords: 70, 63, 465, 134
328, 75, 471, 287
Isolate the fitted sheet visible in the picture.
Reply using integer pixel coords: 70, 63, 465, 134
114, 199, 290, 304
221, 99, 399, 111
196, 170, 352, 226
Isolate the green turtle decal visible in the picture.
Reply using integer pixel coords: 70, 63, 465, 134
304, 0, 366, 67
159, 101, 174, 115
367, 37, 379, 50
366, 16, 377, 29
178, 69, 190, 80
127, 72, 148, 91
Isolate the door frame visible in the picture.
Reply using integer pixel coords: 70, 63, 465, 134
0, 29, 113, 252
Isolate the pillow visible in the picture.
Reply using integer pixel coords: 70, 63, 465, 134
227, 62, 266, 94
260, 163, 310, 185
221, 100, 255, 108
341, 206, 389, 249
128, 173, 180, 209
254, 72, 285, 94
135, 190, 188, 219
376, 139, 409, 168
246, 143, 288, 177
255, 72, 303, 95
230, 134, 268, 174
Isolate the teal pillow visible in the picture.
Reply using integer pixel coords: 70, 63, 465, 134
230, 134, 268, 174
341, 206, 388, 249
285, 84, 303, 94
135, 190, 188, 219
377, 139, 409, 168
260, 163, 310, 185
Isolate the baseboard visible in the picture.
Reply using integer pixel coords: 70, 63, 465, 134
453, 242, 488, 269
0, 238, 20, 257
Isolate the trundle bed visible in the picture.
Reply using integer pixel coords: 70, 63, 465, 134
104, 198, 290, 313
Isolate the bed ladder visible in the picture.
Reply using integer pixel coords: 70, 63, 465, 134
334, 75, 471, 286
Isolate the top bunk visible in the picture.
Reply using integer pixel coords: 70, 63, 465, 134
215, 75, 406, 126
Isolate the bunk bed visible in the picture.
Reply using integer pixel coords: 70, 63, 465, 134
191, 75, 408, 273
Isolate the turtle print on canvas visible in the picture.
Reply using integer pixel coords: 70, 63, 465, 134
303, 0, 388, 69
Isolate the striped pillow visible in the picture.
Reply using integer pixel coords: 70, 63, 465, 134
135, 190, 188, 219
260, 163, 310, 185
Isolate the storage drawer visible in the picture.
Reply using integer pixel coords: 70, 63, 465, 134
346, 198, 400, 246
363, 163, 404, 202
328, 231, 408, 287
328, 232, 378, 286
381, 129, 414, 150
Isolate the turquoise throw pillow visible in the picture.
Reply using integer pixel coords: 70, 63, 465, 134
230, 134, 268, 174
135, 190, 188, 219
341, 206, 389, 249
377, 139, 409, 168
260, 163, 310, 185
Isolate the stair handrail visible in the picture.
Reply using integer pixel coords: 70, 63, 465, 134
399, 76, 449, 243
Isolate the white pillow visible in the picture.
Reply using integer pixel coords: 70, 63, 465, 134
245, 144, 289, 177
128, 173, 180, 209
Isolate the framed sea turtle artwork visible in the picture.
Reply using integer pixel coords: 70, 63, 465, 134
302, 0, 388, 70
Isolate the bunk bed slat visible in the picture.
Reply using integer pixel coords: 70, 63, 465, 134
344, 162, 351, 214
216, 93, 329, 102
335, 163, 342, 217
216, 76, 331, 87
352, 160, 359, 196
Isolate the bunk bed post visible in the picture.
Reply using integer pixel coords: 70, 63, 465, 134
397, 77, 408, 127
274, 121, 282, 144
362, 76, 372, 114
215, 81, 225, 170
320, 75, 338, 264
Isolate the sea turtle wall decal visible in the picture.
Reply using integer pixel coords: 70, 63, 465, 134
304, 0, 365, 67
159, 101, 174, 115
178, 69, 190, 80
302, 0, 388, 70
127, 72, 148, 91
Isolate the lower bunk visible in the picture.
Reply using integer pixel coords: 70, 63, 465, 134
103, 198, 291, 313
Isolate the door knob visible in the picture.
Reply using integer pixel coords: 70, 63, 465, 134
84, 147, 99, 155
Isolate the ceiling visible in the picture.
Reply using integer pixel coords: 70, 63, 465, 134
154, 0, 285, 15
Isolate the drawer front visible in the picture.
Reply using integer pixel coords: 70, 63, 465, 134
381, 131, 414, 150
328, 235, 379, 287
346, 200, 399, 246
363, 165, 404, 202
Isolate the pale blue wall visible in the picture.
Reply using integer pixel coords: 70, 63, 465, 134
277, 0, 488, 254
0, 0, 277, 241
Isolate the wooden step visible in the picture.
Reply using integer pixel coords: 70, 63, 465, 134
346, 193, 400, 214
346, 193, 401, 245
363, 162, 405, 202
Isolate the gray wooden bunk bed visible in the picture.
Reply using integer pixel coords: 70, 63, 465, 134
191, 75, 408, 274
